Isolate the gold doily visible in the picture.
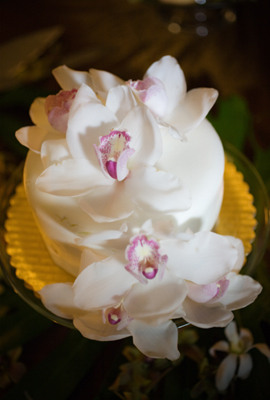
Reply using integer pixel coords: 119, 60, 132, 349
4, 159, 257, 293
5, 184, 74, 292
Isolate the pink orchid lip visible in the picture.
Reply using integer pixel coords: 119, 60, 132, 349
106, 305, 133, 330
94, 130, 135, 181
106, 160, 117, 179
142, 264, 158, 280
125, 234, 168, 284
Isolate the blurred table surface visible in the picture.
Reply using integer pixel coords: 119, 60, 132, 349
0, 0, 270, 399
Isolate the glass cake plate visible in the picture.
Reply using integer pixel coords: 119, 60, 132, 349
0, 142, 269, 330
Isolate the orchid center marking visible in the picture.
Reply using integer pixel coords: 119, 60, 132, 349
94, 130, 135, 181
108, 312, 121, 325
106, 304, 133, 330
125, 234, 168, 284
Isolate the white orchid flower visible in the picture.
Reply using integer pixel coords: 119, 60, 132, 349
89, 55, 218, 140
39, 222, 246, 360
15, 95, 67, 153
35, 83, 191, 223
177, 237, 262, 329
39, 245, 188, 360
209, 321, 270, 391
15, 64, 93, 152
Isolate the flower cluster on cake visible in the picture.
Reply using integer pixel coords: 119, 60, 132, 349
15, 56, 262, 360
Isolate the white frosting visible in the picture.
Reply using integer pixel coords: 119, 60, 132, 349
24, 118, 224, 277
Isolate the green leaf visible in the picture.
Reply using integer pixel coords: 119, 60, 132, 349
208, 95, 252, 151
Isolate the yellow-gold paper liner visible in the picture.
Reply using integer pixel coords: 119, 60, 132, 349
5, 184, 74, 292
4, 159, 257, 294
215, 159, 257, 254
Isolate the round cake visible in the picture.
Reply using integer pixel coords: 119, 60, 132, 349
15, 56, 262, 361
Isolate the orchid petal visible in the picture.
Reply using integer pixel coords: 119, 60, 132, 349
29, 97, 51, 127
157, 118, 186, 141
74, 312, 130, 341
117, 148, 135, 181
161, 232, 237, 285
106, 85, 137, 123
36, 159, 109, 196
237, 353, 253, 379
216, 354, 238, 391
129, 76, 168, 118
39, 283, 77, 319
73, 256, 137, 310
15, 126, 63, 153
221, 272, 262, 310
239, 327, 254, 349
144, 55, 186, 114
15, 126, 48, 153
45, 89, 78, 133
67, 102, 119, 161
225, 321, 239, 343
125, 166, 191, 214
79, 248, 106, 273
123, 271, 187, 325
183, 297, 233, 328
166, 88, 218, 136
225, 236, 245, 272
127, 319, 180, 360
119, 106, 162, 167
77, 228, 126, 247
90, 68, 124, 99
68, 83, 100, 119
252, 343, 270, 360
40, 139, 71, 169
52, 65, 93, 90
187, 281, 220, 303
79, 182, 134, 223
209, 340, 230, 357
140, 219, 154, 236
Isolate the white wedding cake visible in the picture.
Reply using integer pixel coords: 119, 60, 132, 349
15, 56, 261, 360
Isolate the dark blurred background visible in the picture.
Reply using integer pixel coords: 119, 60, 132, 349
1, 1, 270, 399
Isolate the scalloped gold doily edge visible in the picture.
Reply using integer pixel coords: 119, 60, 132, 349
4, 159, 257, 293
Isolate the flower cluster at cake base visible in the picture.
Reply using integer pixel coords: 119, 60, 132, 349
39, 221, 262, 360
15, 55, 263, 360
